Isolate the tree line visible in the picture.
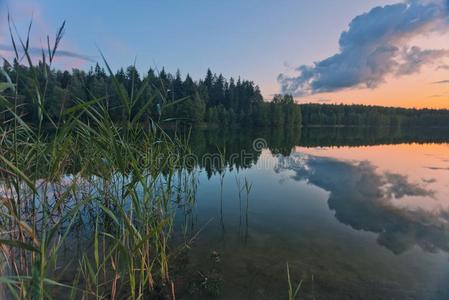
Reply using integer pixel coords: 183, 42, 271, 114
0, 61, 301, 128
301, 104, 449, 128
1, 60, 449, 128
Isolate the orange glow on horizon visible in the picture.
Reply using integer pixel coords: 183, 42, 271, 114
294, 65, 449, 109
284, 31, 449, 110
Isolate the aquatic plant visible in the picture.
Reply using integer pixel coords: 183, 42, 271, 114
0, 18, 195, 300
287, 263, 302, 300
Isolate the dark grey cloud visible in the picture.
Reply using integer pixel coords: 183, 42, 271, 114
425, 166, 449, 170
279, 0, 449, 96
397, 46, 449, 75
437, 64, 449, 70
0, 44, 95, 62
422, 178, 437, 183
432, 79, 449, 83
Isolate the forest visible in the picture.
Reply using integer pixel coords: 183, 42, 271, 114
1, 61, 449, 128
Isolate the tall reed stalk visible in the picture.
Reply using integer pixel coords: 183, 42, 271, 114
0, 19, 195, 300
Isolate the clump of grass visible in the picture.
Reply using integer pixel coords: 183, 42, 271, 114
0, 18, 196, 300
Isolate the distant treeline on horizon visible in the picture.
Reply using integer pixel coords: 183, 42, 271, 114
1, 61, 449, 128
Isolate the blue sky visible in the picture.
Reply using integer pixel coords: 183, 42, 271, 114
1, 0, 449, 107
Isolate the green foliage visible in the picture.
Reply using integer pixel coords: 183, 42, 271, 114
287, 263, 302, 300
6, 54, 447, 130
301, 103, 449, 127
1, 62, 307, 129
0, 19, 197, 300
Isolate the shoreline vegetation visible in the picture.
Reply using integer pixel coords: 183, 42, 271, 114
1, 20, 449, 300
2, 59, 449, 130
0, 20, 205, 299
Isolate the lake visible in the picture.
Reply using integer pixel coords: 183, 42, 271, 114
172, 127, 449, 299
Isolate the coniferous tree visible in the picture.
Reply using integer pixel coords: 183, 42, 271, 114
2, 61, 448, 129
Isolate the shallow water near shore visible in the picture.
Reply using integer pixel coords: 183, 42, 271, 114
173, 127, 449, 299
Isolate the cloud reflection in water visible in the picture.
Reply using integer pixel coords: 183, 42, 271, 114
275, 154, 449, 255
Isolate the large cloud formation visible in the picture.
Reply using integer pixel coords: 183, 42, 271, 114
278, 0, 449, 96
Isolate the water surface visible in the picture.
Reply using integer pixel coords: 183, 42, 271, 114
174, 127, 449, 299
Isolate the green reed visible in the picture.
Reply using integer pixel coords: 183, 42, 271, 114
0, 19, 195, 300
287, 263, 302, 300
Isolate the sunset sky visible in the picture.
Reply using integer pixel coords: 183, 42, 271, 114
1, 0, 449, 108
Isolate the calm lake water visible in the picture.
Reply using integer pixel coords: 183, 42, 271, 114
173, 127, 449, 299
